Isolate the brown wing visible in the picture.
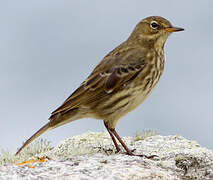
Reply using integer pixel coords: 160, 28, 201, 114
51, 58, 146, 116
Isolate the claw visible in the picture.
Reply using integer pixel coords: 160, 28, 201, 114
124, 151, 158, 159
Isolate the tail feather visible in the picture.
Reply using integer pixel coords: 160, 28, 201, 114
15, 108, 80, 156
15, 122, 51, 156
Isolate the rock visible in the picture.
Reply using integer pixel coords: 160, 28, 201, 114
0, 131, 213, 179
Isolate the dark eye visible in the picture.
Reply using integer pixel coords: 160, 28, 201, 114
150, 21, 159, 29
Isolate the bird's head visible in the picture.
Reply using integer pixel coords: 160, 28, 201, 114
128, 16, 184, 49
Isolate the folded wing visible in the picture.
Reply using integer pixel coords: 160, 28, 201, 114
51, 57, 146, 116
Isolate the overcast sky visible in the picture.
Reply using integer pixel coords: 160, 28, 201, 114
0, 1, 213, 152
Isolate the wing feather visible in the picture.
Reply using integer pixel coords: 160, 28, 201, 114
51, 57, 145, 116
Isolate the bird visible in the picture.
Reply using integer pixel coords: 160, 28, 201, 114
15, 16, 184, 156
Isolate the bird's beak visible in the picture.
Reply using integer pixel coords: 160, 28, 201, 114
164, 27, 184, 32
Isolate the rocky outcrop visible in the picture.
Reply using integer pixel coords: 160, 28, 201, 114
1, 131, 213, 179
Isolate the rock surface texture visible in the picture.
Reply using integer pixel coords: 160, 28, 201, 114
0, 132, 213, 180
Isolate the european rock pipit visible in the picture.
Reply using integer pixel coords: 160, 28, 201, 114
16, 16, 184, 156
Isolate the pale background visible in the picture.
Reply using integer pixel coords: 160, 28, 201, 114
0, 1, 213, 152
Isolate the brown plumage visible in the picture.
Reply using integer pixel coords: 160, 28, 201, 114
16, 16, 184, 156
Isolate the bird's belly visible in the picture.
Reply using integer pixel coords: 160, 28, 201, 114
98, 90, 150, 128
125, 88, 151, 113
125, 72, 161, 112
128, 93, 148, 111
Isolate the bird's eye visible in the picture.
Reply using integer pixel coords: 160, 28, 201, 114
150, 21, 159, 29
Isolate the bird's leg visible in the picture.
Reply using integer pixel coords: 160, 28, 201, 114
104, 122, 157, 159
110, 128, 157, 159
104, 122, 121, 153
109, 128, 134, 155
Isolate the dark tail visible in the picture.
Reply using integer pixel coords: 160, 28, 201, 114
15, 122, 51, 155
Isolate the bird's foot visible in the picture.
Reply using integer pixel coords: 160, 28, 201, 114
124, 150, 158, 159
115, 147, 121, 154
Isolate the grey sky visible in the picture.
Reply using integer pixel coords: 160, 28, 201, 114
1, 1, 213, 152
